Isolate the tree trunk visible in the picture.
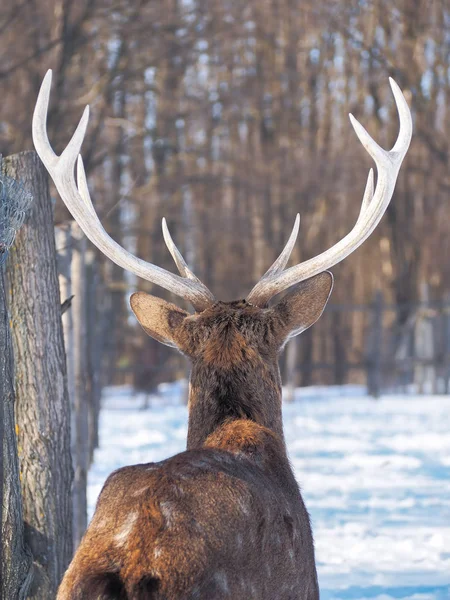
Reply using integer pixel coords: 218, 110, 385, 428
4, 151, 73, 598
1, 264, 32, 600
85, 251, 104, 461
56, 223, 79, 547
367, 291, 384, 398
71, 223, 89, 546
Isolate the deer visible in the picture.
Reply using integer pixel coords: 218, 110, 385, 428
32, 71, 411, 600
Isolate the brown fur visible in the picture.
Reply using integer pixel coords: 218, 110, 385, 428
57, 272, 333, 600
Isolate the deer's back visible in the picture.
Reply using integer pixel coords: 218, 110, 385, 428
58, 420, 318, 600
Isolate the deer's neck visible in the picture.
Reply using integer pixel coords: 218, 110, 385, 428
186, 360, 284, 450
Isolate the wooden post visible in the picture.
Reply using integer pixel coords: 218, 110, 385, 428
367, 290, 383, 398
4, 152, 72, 598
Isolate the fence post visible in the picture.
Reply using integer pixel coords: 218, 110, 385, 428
367, 290, 383, 398
4, 152, 72, 597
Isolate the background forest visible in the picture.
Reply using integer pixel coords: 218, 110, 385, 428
2, 2, 450, 599
2, 0, 449, 392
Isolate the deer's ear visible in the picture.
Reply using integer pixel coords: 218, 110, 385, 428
273, 271, 333, 345
130, 292, 189, 348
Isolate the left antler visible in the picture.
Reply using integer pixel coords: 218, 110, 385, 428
247, 78, 412, 307
32, 70, 215, 312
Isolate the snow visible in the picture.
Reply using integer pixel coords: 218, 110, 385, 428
88, 383, 450, 600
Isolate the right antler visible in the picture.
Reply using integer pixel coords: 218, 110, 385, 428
32, 70, 215, 312
247, 78, 412, 307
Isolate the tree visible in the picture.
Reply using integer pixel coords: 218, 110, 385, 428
1, 157, 33, 600
4, 152, 72, 598
2, 1, 450, 390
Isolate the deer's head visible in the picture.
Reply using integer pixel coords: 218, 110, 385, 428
129, 273, 332, 361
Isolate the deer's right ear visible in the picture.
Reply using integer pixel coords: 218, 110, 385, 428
130, 292, 189, 348
273, 271, 333, 345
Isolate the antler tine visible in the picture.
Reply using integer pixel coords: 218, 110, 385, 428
247, 78, 412, 307
389, 77, 413, 154
32, 70, 58, 167
162, 218, 203, 283
255, 214, 300, 287
76, 156, 98, 216
56, 106, 90, 177
356, 169, 374, 226
33, 70, 215, 312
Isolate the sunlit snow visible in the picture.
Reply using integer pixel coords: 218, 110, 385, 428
88, 384, 450, 600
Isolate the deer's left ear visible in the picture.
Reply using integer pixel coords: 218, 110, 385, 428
273, 271, 333, 345
130, 292, 189, 348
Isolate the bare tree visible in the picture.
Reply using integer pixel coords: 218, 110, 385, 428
4, 152, 72, 599
2, 1, 450, 390
1, 157, 33, 599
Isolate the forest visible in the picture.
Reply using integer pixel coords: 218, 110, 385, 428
2, 0, 449, 393
2, 1, 450, 599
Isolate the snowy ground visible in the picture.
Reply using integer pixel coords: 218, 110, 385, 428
88, 384, 450, 600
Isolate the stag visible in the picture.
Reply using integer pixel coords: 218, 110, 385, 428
33, 71, 411, 600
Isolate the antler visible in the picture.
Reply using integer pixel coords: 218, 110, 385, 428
247, 78, 412, 307
32, 70, 215, 312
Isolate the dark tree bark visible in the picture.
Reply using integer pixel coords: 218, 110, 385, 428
1, 154, 32, 600
1, 265, 32, 600
4, 151, 73, 598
